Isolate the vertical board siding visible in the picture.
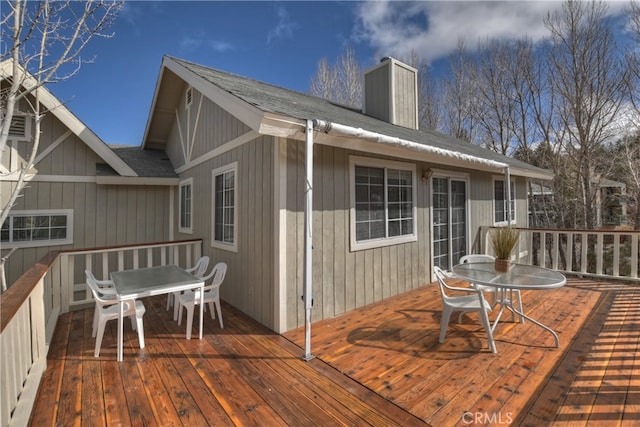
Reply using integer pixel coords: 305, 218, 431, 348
285, 143, 431, 331
3, 183, 172, 286
393, 65, 417, 129
168, 88, 276, 329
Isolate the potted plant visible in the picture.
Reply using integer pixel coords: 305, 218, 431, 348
490, 227, 519, 272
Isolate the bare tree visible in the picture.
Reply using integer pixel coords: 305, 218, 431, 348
403, 50, 440, 131
309, 45, 362, 109
0, 0, 123, 291
544, 0, 628, 229
440, 39, 479, 143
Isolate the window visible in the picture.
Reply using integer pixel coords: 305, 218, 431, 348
212, 162, 237, 252
179, 178, 193, 233
1, 210, 73, 248
494, 179, 515, 224
350, 156, 417, 251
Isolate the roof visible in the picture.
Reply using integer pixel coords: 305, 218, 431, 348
108, 146, 177, 178
146, 56, 553, 180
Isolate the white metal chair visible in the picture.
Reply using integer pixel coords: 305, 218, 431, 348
460, 254, 524, 318
85, 270, 146, 357
177, 262, 227, 339
167, 256, 210, 320
433, 266, 496, 353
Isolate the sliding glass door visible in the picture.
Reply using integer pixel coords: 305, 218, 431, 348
432, 177, 467, 270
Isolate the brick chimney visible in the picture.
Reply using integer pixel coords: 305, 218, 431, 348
363, 57, 419, 130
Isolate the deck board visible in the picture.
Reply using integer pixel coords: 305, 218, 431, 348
29, 278, 640, 426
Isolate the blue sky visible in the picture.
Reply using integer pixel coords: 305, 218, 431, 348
49, 1, 630, 146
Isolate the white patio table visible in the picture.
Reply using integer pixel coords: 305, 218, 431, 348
111, 264, 204, 362
451, 262, 567, 348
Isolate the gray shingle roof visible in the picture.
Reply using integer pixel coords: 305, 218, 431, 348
169, 56, 549, 176
106, 145, 177, 178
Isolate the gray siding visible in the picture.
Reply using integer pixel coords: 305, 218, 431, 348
284, 141, 432, 331
364, 64, 390, 124
168, 89, 276, 329
166, 88, 251, 169
393, 64, 418, 129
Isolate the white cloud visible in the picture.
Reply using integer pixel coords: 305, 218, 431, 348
267, 6, 297, 45
179, 35, 233, 54
354, 1, 628, 63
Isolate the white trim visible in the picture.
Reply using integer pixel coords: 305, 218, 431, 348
430, 173, 471, 268
95, 176, 179, 186
0, 173, 96, 183
274, 137, 287, 333
178, 177, 193, 234
348, 155, 418, 252
176, 130, 259, 174
1, 209, 74, 248
211, 162, 238, 253
0, 172, 178, 186
33, 130, 72, 166
188, 94, 204, 161
493, 176, 516, 226
175, 108, 188, 164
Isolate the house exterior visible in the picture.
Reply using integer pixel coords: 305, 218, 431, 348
2, 56, 554, 334
142, 55, 553, 333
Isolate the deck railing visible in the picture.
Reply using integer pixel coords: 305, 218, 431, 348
480, 227, 640, 282
0, 239, 202, 427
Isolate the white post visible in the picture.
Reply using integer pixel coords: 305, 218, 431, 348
303, 120, 314, 361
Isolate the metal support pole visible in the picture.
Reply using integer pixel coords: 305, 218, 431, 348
303, 119, 315, 361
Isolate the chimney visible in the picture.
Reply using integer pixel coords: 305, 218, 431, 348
363, 57, 419, 130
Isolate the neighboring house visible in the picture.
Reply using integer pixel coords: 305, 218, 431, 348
529, 177, 629, 229
142, 56, 553, 333
0, 61, 178, 286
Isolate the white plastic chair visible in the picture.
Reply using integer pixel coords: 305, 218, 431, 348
178, 262, 227, 339
85, 270, 146, 357
167, 256, 210, 320
433, 266, 496, 353
460, 254, 523, 318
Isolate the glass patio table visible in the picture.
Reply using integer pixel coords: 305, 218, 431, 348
111, 264, 204, 362
451, 262, 567, 348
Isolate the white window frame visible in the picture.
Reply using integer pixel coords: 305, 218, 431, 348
349, 156, 417, 252
1, 209, 74, 248
178, 177, 193, 234
211, 162, 238, 252
493, 177, 516, 225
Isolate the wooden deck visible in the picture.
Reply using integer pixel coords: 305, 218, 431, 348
30, 277, 640, 426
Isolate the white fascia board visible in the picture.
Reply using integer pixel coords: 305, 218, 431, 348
507, 166, 555, 181
0, 61, 138, 177
95, 176, 179, 186
141, 60, 168, 149
162, 57, 264, 131
259, 113, 306, 138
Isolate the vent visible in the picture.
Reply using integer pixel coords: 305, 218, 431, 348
9, 115, 27, 137
185, 86, 193, 109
